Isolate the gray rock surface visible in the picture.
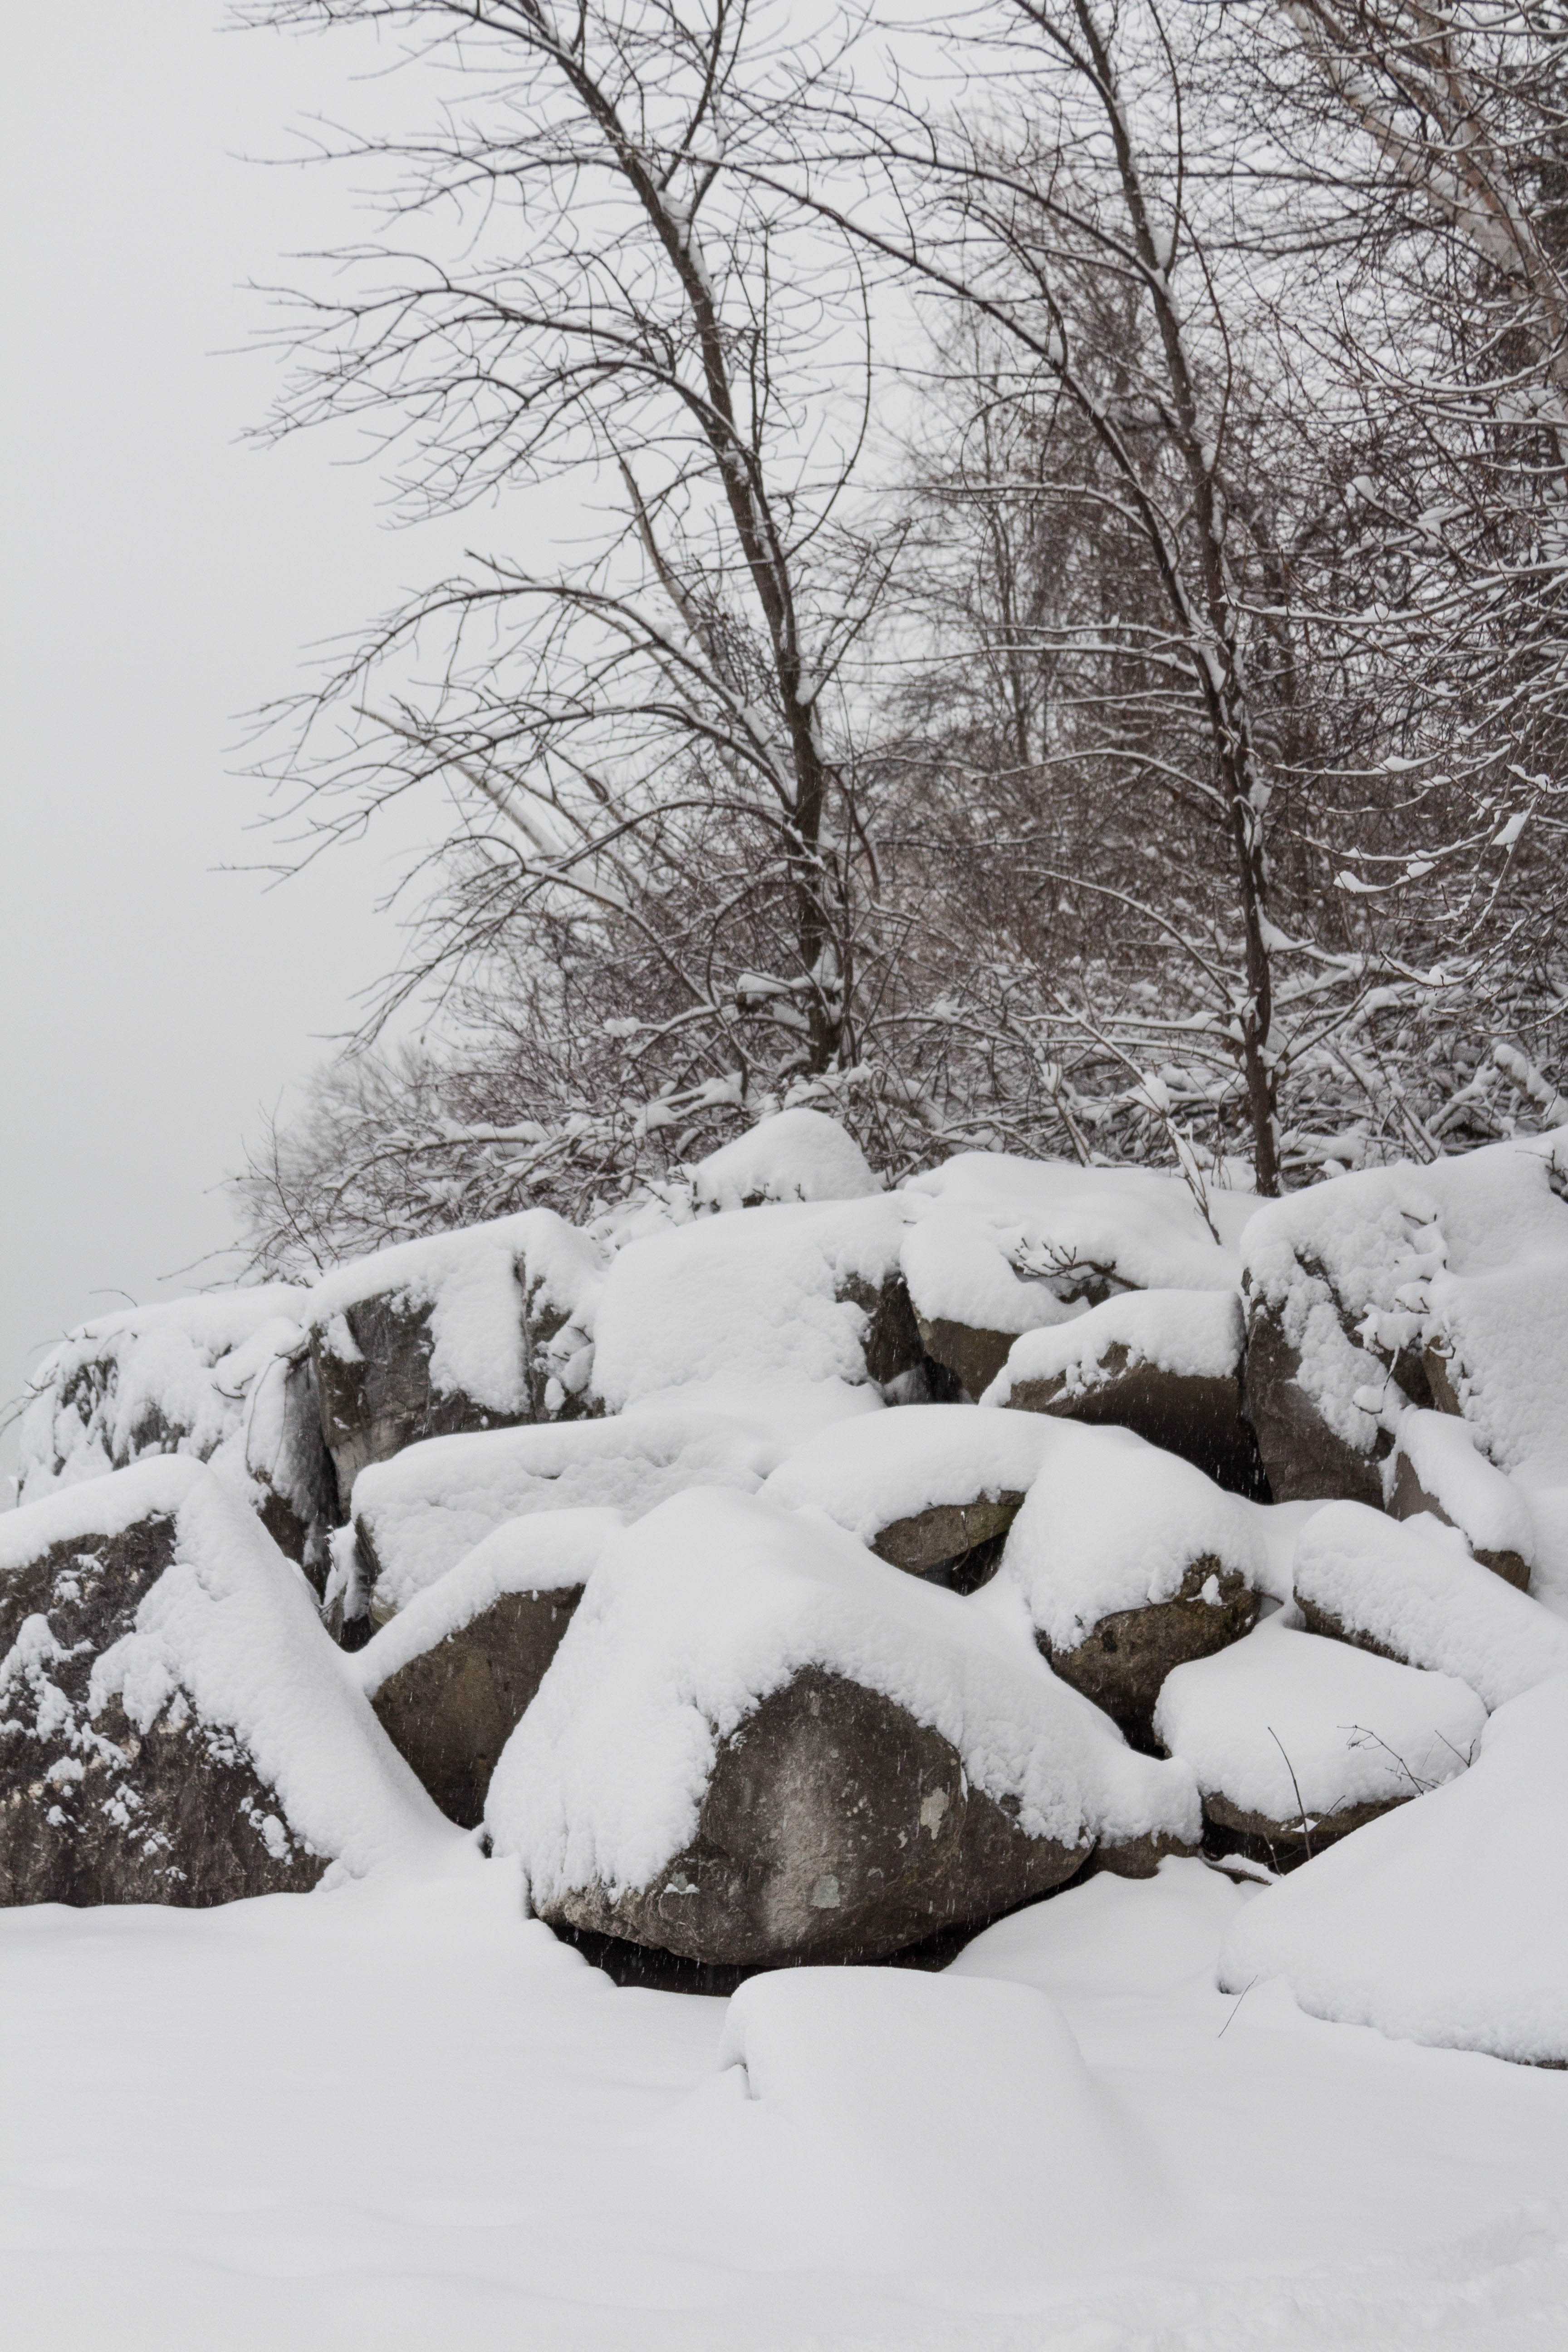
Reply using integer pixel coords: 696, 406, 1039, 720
537, 1666, 1088, 1968
0, 1507, 323, 1906
1242, 1308, 1385, 1507
1040, 1559, 1260, 1749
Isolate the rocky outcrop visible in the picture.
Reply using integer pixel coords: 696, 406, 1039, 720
1241, 1307, 1385, 1506
0, 1465, 325, 1906
352, 1512, 622, 1826
989, 1289, 1264, 1495
308, 1210, 603, 1500
1387, 1410, 1533, 1590
1040, 1558, 1260, 1749
531, 1666, 1089, 1967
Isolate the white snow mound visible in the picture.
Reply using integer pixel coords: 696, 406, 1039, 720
351, 1407, 781, 1613
759, 1404, 1059, 1544
1219, 1672, 1568, 2065
1154, 1614, 1485, 1824
1293, 1501, 1568, 1709
589, 1195, 914, 1411
1391, 1409, 1536, 1567
987, 1421, 1265, 1652
486, 1487, 1198, 1902
907, 1152, 1249, 1290
689, 1109, 878, 1211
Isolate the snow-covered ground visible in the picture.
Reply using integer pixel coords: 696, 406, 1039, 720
6, 1854, 1568, 2351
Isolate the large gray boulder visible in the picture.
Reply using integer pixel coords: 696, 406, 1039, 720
984, 1288, 1264, 1495
486, 1489, 1200, 1967
985, 1420, 1264, 1747
353, 1509, 622, 1826
307, 1210, 603, 1499
0, 1460, 454, 1907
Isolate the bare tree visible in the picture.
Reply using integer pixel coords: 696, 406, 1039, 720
244, 0, 899, 1156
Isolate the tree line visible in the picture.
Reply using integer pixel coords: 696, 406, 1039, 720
234, 0, 1568, 1272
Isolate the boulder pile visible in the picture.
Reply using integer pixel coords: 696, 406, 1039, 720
8, 1107, 1568, 2030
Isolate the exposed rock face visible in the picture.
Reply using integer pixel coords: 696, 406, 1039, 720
365, 1583, 585, 1828
870, 1495, 1024, 1582
1006, 1348, 1264, 1495
311, 1291, 530, 1502
1242, 1308, 1384, 1507
1386, 1411, 1534, 1591
1200, 1787, 1404, 1869
1388, 1454, 1530, 1589
1039, 1559, 1260, 1749
538, 1667, 1088, 1968
915, 1315, 1018, 1403
0, 1505, 323, 1906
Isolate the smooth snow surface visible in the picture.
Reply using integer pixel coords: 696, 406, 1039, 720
589, 1196, 913, 1409
986, 1420, 1264, 1651
1220, 1675, 1568, 2064
1293, 1501, 1568, 1706
1154, 1613, 1485, 1823
705, 1965, 1148, 2265
352, 1408, 779, 1612
8, 1856, 1568, 2348
689, 1108, 878, 1210
758, 1403, 1059, 1542
352, 1508, 625, 1699
985, 1285, 1242, 1406
907, 1151, 1250, 1285
486, 1487, 1198, 1901
306, 1210, 603, 1416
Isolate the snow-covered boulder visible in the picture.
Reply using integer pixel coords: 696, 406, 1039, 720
982, 1288, 1262, 1494
352, 1509, 622, 1826
345, 1405, 781, 1627
17, 1289, 336, 1576
0, 1460, 452, 1906
486, 1489, 1199, 1967
1387, 1410, 1534, 1589
1154, 1613, 1485, 1863
589, 1195, 923, 1411
1239, 1131, 1568, 1505
759, 1404, 1058, 1585
689, 1108, 878, 1211
1292, 1501, 1568, 1707
1218, 1673, 1568, 2066
984, 1422, 1264, 1745
306, 1210, 603, 1499
899, 1154, 1246, 1402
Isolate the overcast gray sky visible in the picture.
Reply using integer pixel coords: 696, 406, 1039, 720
0, 4, 492, 1465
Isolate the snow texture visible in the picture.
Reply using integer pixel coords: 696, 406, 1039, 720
898, 1205, 1082, 1341
1293, 1501, 1568, 1708
18, 1288, 309, 1503
1154, 1614, 1485, 1823
1240, 1127, 1568, 1468
351, 1406, 781, 1614
1220, 1673, 1568, 2064
352, 1507, 625, 1700
1391, 1409, 1537, 1564
688, 1108, 878, 1211
983, 1285, 1243, 1406
486, 1486, 1199, 1902
985, 1420, 1265, 1652
589, 1195, 914, 1411
706, 1965, 1146, 2264
306, 1209, 604, 1417
907, 1152, 1249, 1291
3, 1458, 456, 1881
758, 1403, 1059, 1544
